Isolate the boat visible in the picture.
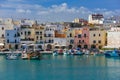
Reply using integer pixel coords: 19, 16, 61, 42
6, 53, 19, 60
73, 50, 84, 55
104, 50, 120, 57
21, 50, 28, 60
63, 50, 69, 55
27, 51, 42, 60
21, 53, 28, 60
53, 50, 58, 56
85, 50, 90, 55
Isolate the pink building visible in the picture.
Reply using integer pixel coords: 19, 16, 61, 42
74, 27, 89, 49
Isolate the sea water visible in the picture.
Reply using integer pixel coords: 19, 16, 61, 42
0, 55, 120, 80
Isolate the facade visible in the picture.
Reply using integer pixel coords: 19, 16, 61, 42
19, 24, 35, 50
0, 18, 14, 49
106, 27, 120, 48
74, 27, 89, 49
65, 28, 75, 49
5, 26, 20, 49
88, 14, 104, 24
34, 25, 45, 49
54, 38, 67, 49
44, 24, 56, 50
89, 28, 106, 49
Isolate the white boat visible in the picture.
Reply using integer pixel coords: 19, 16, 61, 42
53, 50, 58, 56
63, 50, 69, 55
21, 53, 28, 60
6, 53, 19, 60
85, 50, 90, 55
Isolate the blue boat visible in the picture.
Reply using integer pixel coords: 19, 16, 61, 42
73, 51, 84, 55
104, 50, 120, 57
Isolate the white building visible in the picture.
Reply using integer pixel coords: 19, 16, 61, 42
88, 14, 104, 24
44, 24, 56, 50
106, 27, 120, 48
54, 38, 67, 49
0, 18, 14, 49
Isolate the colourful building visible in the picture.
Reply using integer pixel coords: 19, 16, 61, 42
89, 28, 106, 49
74, 27, 89, 49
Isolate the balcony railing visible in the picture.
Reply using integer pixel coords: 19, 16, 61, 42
21, 38, 34, 41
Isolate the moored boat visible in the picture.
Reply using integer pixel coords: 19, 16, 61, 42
53, 50, 58, 56
73, 51, 84, 55
21, 53, 28, 60
6, 53, 19, 60
104, 50, 120, 57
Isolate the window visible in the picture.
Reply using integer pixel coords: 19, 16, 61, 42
48, 34, 51, 37
78, 34, 81, 38
93, 40, 96, 43
40, 32, 42, 34
25, 31, 26, 35
70, 33, 72, 37
36, 36, 39, 40
1, 34, 4, 38
79, 40, 81, 43
93, 34, 96, 37
99, 34, 101, 36
52, 40, 54, 43
70, 40, 74, 44
14, 34, 16, 37
49, 40, 51, 43
40, 36, 42, 39
82, 40, 84, 43
98, 40, 101, 43
7, 39, 9, 43
15, 39, 17, 43
21, 32, 23, 35
7, 33, 9, 36
2, 27, 4, 30
36, 31, 39, 35
84, 34, 86, 37
28, 31, 31, 35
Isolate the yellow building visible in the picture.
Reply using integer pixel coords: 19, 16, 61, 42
65, 28, 75, 48
20, 25, 35, 45
34, 25, 45, 49
89, 28, 106, 49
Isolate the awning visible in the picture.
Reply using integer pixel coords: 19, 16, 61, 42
103, 45, 120, 48
0, 43, 4, 46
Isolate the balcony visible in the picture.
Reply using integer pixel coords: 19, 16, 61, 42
20, 38, 34, 44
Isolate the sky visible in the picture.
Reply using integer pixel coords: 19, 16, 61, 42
0, 0, 120, 22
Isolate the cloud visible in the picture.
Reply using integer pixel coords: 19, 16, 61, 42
0, 1, 120, 22
16, 9, 31, 13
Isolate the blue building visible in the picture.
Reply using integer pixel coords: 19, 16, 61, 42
5, 26, 20, 49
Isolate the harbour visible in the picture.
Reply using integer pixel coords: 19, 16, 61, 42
0, 54, 120, 80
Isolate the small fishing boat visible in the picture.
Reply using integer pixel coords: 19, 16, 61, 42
63, 50, 69, 55
6, 53, 19, 60
53, 50, 58, 56
104, 50, 120, 57
85, 50, 90, 55
73, 51, 84, 55
27, 51, 42, 60
21, 53, 28, 60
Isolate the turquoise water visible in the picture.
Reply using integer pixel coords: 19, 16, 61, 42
0, 55, 120, 80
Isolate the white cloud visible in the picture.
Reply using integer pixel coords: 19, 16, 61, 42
0, 2, 120, 22
16, 9, 31, 14
16, 9, 25, 13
